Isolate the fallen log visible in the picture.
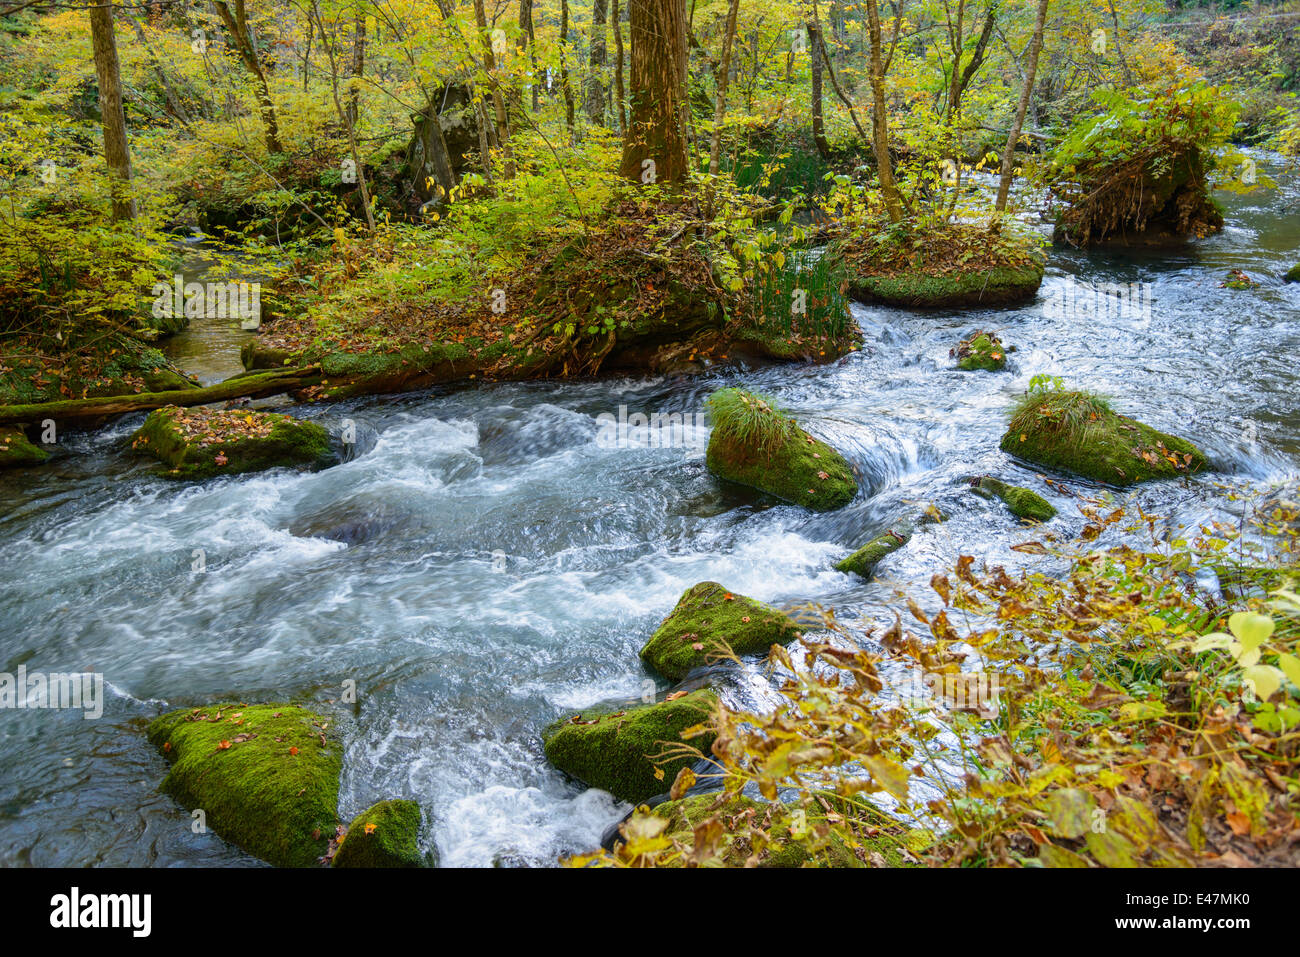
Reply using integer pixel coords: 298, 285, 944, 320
0, 366, 323, 427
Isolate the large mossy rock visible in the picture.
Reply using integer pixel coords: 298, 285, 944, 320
640, 582, 803, 680
131, 405, 332, 479
0, 426, 50, 468
1001, 388, 1206, 486
835, 524, 911, 578
147, 703, 341, 868
975, 476, 1056, 522
543, 689, 717, 805
830, 223, 1044, 308
333, 799, 427, 868
705, 388, 856, 511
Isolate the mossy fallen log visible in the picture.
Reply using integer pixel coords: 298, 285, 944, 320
0, 367, 322, 427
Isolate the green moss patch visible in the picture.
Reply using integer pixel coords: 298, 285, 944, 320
705, 388, 856, 511
952, 330, 1009, 371
1001, 387, 1206, 486
976, 476, 1056, 522
131, 405, 332, 479
835, 524, 912, 578
0, 333, 197, 407
640, 582, 803, 680
0, 426, 50, 468
147, 703, 341, 868
333, 799, 427, 868
1284, 263, 1300, 283
543, 689, 718, 805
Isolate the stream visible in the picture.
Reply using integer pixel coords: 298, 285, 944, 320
0, 160, 1296, 867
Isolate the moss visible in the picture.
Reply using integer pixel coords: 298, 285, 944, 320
543, 689, 717, 805
836, 525, 911, 578
0, 334, 197, 407
1001, 389, 1206, 486
953, 331, 1009, 371
976, 476, 1056, 522
640, 582, 803, 680
332, 799, 427, 868
147, 703, 341, 867
849, 262, 1044, 308
131, 406, 332, 479
1285, 263, 1300, 283
0, 426, 50, 468
705, 389, 856, 511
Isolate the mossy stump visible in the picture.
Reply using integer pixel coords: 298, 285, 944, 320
704, 388, 856, 511
131, 405, 332, 479
147, 703, 341, 867
640, 582, 803, 680
333, 799, 427, 868
835, 525, 911, 579
1001, 388, 1206, 486
0, 426, 50, 468
952, 331, 1009, 371
976, 476, 1056, 522
543, 689, 717, 805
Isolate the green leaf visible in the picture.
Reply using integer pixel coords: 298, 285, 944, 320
1242, 664, 1284, 701
1228, 611, 1274, 651
1037, 788, 1095, 839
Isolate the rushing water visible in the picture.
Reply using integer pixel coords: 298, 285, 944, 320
0, 162, 1297, 867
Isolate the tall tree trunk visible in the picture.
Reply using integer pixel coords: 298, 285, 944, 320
808, 18, 830, 161
346, 1, 366, 128
995, 0, 1049, 212
707, 0, 740, 177
864, 0, 903, 221
89, 1, 135, 221
212, 0, 283, 154
473, 0, 513, 173
612, 0, 626, 131
312, 0, 374, 230
520, 0, 539, 112
560, 0, 576, 137
619, 0, 689, 185
585, 0, 608, 124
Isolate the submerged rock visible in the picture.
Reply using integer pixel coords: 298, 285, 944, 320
951, 331, 1009, 371
835, 524, 911, 579
542, 689, 717, 805
0, 426, 49, 468
131, 405, 332, 479
1000, 387, 1206, 486
704, 387, 857, 511
1285, 264, 1300, 283
147, 703, 341, 867
640, 582, 803, 680
975, 476, 1056, 522
333, 799, 429, 868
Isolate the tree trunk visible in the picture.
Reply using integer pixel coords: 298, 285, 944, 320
346, 1, 366, 128
808, 19, 830, 161
864, 0, 904, 221
473, 0, 513, 174
707, 0, 740, 177
89, 1, 135, 221
619, 0, 689, 185
212, 0, 283, 154
995, 0, 1049, 212
520, 0, 539, 112
585, 0, 608, 124
612, 0, 626, 131
560, 0, 576, 137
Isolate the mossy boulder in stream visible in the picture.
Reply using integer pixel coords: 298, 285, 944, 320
131, 405, 332, 479
640, 582, 803, 680
1285, 264, 1300, 283
1001, 386, 1206, 486
333, 799, 428, 868
147, 703, 341, 867
543, 689, 717, 804
835, 524, 912, 579
952, 331, 1010, 371
975, 476, 1056, 522
0, 427, 50, 468
705, 388, 857, 511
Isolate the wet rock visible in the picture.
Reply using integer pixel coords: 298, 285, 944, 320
0, 426, 50, 468
147, 703, 341, 868
333, 799, 430, 868
640, 582, 803, 680
951, 331, 1010, 371
835, 523, 912, 579
975, 476, 1056, 522
131, 405, 333, 479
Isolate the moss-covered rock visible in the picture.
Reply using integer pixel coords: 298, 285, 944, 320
131, 405, 332, 479
1284, 263, 1300, 283
952, 330, 1010, 371
975, 476, 1056, 522
0, 333, 197, 408
836, 525, 911, 578
0, 426, 50, 468
704, 388, 856, 511
1001, 388, 1206, 486
147, 703, 341, 867
332, 799, 427, 868
543, 689, 717, 805
640, 582, 803, 680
